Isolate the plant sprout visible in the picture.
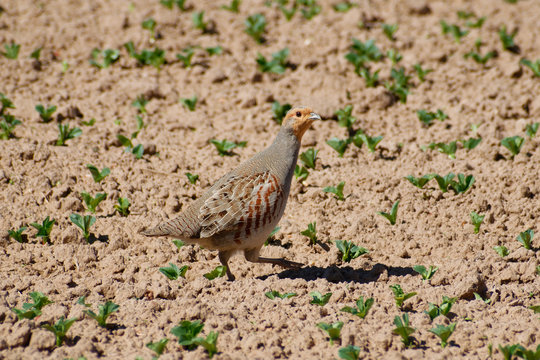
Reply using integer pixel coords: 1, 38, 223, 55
30, 216, 55, 244
70, 213, 96, 241
309, 291, 332, 306
35, 104, 57, 122
517, 229, 534, 250
470, 211, 485, 234
413, 265, 438, 281
81, 191, 107, 213
159, 263, 188, 280
392, 313, 415, 347
323, 181, 346, 201
340, 297, 374, 319
390, 284, 417, 309
180, 95, 197, 111
377, 200, 399, 225
335, 240, 368, 262
210, 139, 247, 156
114, 197, 131, 216
204, 265, 227, 280
429, 323, 456, 348
265, 290, 297, 300
84, 301, 119, 328
271, 101, 292, 125
86, 164, 110, 183
56, 123, 82, 146
301, 222, 317, 245
317, 321, 343, 345
42, 316, 77, 347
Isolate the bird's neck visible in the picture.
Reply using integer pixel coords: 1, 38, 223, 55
267, 126, 301, 185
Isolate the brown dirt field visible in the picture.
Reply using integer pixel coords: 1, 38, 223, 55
1, 0, 539, 359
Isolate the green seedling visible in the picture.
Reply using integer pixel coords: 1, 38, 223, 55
338, 345, 360, 360
392, 313, 416, 347
205, 46, 222, 56
86, 164, 110, 183
493, 245, 509, 257
345, 38, 383, 74
42, 316, 77, 347
528, 305, 540, 314
382, 23, 398, 41
0, 114, 22, 139
192, 11, 207, 32
279, 3, 297, 21
461, 137, 482, 150
424, 141, 457, 159
8, 226, 27, 243
160, 0, 186, 10
265, 290, 297, 300
81, 191, 107, 213
377, 200, 399, 225
317, 321, 343, 345
159, 263, 188, 280
385, 67, 411, 103
498, 344, 521, 360
117, 134, 144, 159
204, 265, 227, 280
323, 181, 346, 201
256, 48, 289, 74
84, 301, 119, 327
521, 59, 540, 77
69, 213, 96, 241
185, 172, 199, 185
222, 0, 241, 12
61, 60, 69, 73
309, 291, 332, 306
335, 240, 368, 262
404, 174, 434, 189
333, 2, 356, 12
132, 115, 144, 139
114, 197, 131, 216
56, 123, 82, 146
176, 47, 194, 68
501, 136, 525, 157
30, 47, 42, 61
11, 291, 53, 320
299, 148, 318, 169
30, 216, 55, 244
132, 95, 148, 114
390, 284, 417, 308
194, 332, 219, 358
440, 21, 469, 43
326, 137, 349, 157
146, 338, 169, 359
466, 17, 486, 28
517, 229, 534, 250
507, 344, 540, 360
173, 239, 185, 249
294, 165, 309, 182
265, 226, 280, 246
180, 95, 197, 111
431, 173, 453, 192
171, 320, 204, 350
210, 139, 247, 156
470, 211, 485, 234
357, 133, 383, 152
271, 101, 292, 125
124, 42, 166, 70
525, 122, 539, 138
77, 296, 91, 307
2, 42, 20, 59
464, 50, 496, 65
298, 0, 321, 20
429, 323, 456, 348
413, 63, 432, 82
499, 25, 519, 53
35, 104, 57, 122
301, 222, 317, 245
413, 265, 438, 281
245, 14, 266, 43
449, 173, 475, 194
424, 296, 457, 320
142, 18, 157, 39
417, 109, 448, 126
335, 105, 356, 129
387, 49, 402, 64
359, 67, 380, 87
340, 296, 374, 319
90, 48, 120, 68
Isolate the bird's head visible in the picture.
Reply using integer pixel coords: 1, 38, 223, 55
282, 106, 321, 141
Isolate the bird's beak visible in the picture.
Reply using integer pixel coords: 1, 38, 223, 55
308, 113, 321, 121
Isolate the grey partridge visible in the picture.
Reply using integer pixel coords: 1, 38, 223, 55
141, 106, 320, 280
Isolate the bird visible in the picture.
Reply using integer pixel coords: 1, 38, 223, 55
140, 106, 320, 281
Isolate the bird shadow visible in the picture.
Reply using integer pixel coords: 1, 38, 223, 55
258, 263, 416, 283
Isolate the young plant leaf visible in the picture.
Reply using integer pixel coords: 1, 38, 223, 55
204, 265, 227, 280
404, 174, 434, 189
159, 263, 188, 280
470, 211, 485, 234
245, 14, 266, 43
525, 122, 539, 138
256, 48, 289, 74
323, 181, 346, 201
385, 67, 411, 103
89, 48, 120, 69
335, 105, 356, 129
35, 104, 57, 122
180, 95, 197, 111
390, 284, 417, 308
194, 331, 219, 358
309, 291, 332, 306
294, 165, 309, 182
382, 23, 398, 41
521, 59, 540, 77
433, 173, 455, 193
86, 164, 110, 183
338, 345, 361, 360
461, 137, 482, 150
271, 101, 292, 125
326, 137, 349, 157
316, 321, 343, 345
2, 42, 20, 59
501, 136, 525, 157
429, 323, 456, 348
377, 200, 399, 225
80, 191, 107, 213
192, 11, 207, 32
210, 139, 247, 156
265, 290, 297, 300
357, 133, 383, 153
340, 296, 374, 319
222, 0, 241, 12
170, 320, 204, 350
299, 148, 318, 169
440, 20, 469, 43
114, 197, 131, 216
84, 301, 119, 327
56, 123, 82, 146
30, 216, 55, 244
493, 245, 509, 257
392, 313, 415, 347
345, 38, 382, 74
176, 47, 194, 68
185, 172, 199, 185
335, 240, 368, 262
499, 25, 519, 53
42, 316, 77, 347
146, 338, 169, 358
173, 239, 185, 249
11, 291, 53, 320
301, 222, 317, 245
69, 213, 96, 241
413, 63, 432, 82
449, 173, 475, 194
413, 265, 438, 281
8, 226, 27, 243
516, 229, 534, 250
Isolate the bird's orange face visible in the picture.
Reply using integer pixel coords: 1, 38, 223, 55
283, 107, 321, 141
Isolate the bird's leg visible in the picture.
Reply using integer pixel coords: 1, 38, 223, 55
218, 250, 236, 281
244, 248, 303, 269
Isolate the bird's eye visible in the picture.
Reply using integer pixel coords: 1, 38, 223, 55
296, 111, 301, 117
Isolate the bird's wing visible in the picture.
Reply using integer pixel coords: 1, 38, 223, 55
199, 171, 284, 238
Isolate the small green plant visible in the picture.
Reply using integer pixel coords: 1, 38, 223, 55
517, 229, 534, 250
498, 344, 521, 360
387, 49, 402, 64
222, 0, 241, 12
461, 137, 482, 150
404, 174, 434, 189
390, 284, 417, 309
204, 265, 227, 280
377, 200, 399, 225
298, 0, 321, 19
124, 41, 166, 70
117, 134, 144, 159
501, 135, 525, 158
424, 296, 457, 320
194, 332, 219, 358
385, 67, 411, 103
493, 245, 509, 257
132, 95, 148, 114
357, 133, 383, 153
335, 105, 356, 129
326, 137, 349, 157
340, 296, 374, 319
185, 172, 199, 185
2, 42, 20, 59
301, 222, 317, 245
30, 216, 55, 244
86, 164, 110, 183
265, 226, 280, 246
424, 141, 457, 159
8, 226, 26, 243
265, 290, 297, 300
146, 338, 169, 359
84, 301, 119, 327
413, 265, 438, 281
171, 320, 204, 350
159, 263, 188, 280
70, 213, 96, 241
345, 38, 383, 74
451, 173, 475, 194
11, 292, 53, 320
256, 48, 289, 74
192, 11, 207, 32
206, 45, 222, 56
89, 48, 120, 68
464, 50, 496, 65
210, 139, 247, 156
294, 165, 309, 182
338, 345, 361, 360
521, 58, 540, 77
309, 291, 332, 306
440, 21, 469, 43
56, 123, 82, 146
333, 2, 356, 12
382, 23, 398, 41
279, 3, 297, 21
335, 240, 368, 262
176, 47, 194, 68
434, 173, 455, 193
413, 63, 433, 82
35, 104, 57, 122
42, 316, 77, 347
81, 191, 107, 213
114, 197, 131, 216
245, 14, 266, 43
271, 101, 292, 125
160, 0, 186, 10
77, 296, 90, 307
359, 67, 380, 87
180, 95, 197, 111
173, 239, 185, 249
142, 18, 157, 39
30, 47, 42, 61
317, 321, 343, 345
0, 113, 22, 139
499, 25, 518, 53
417, 109, 448, 126
0, 93, 14, 115
469, 211, 485, 234
323, 181, 346, 201
525, 122, 539, 138
429, 323, 456, 348
299, 148, 318, 169
392, 313, 416, 347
